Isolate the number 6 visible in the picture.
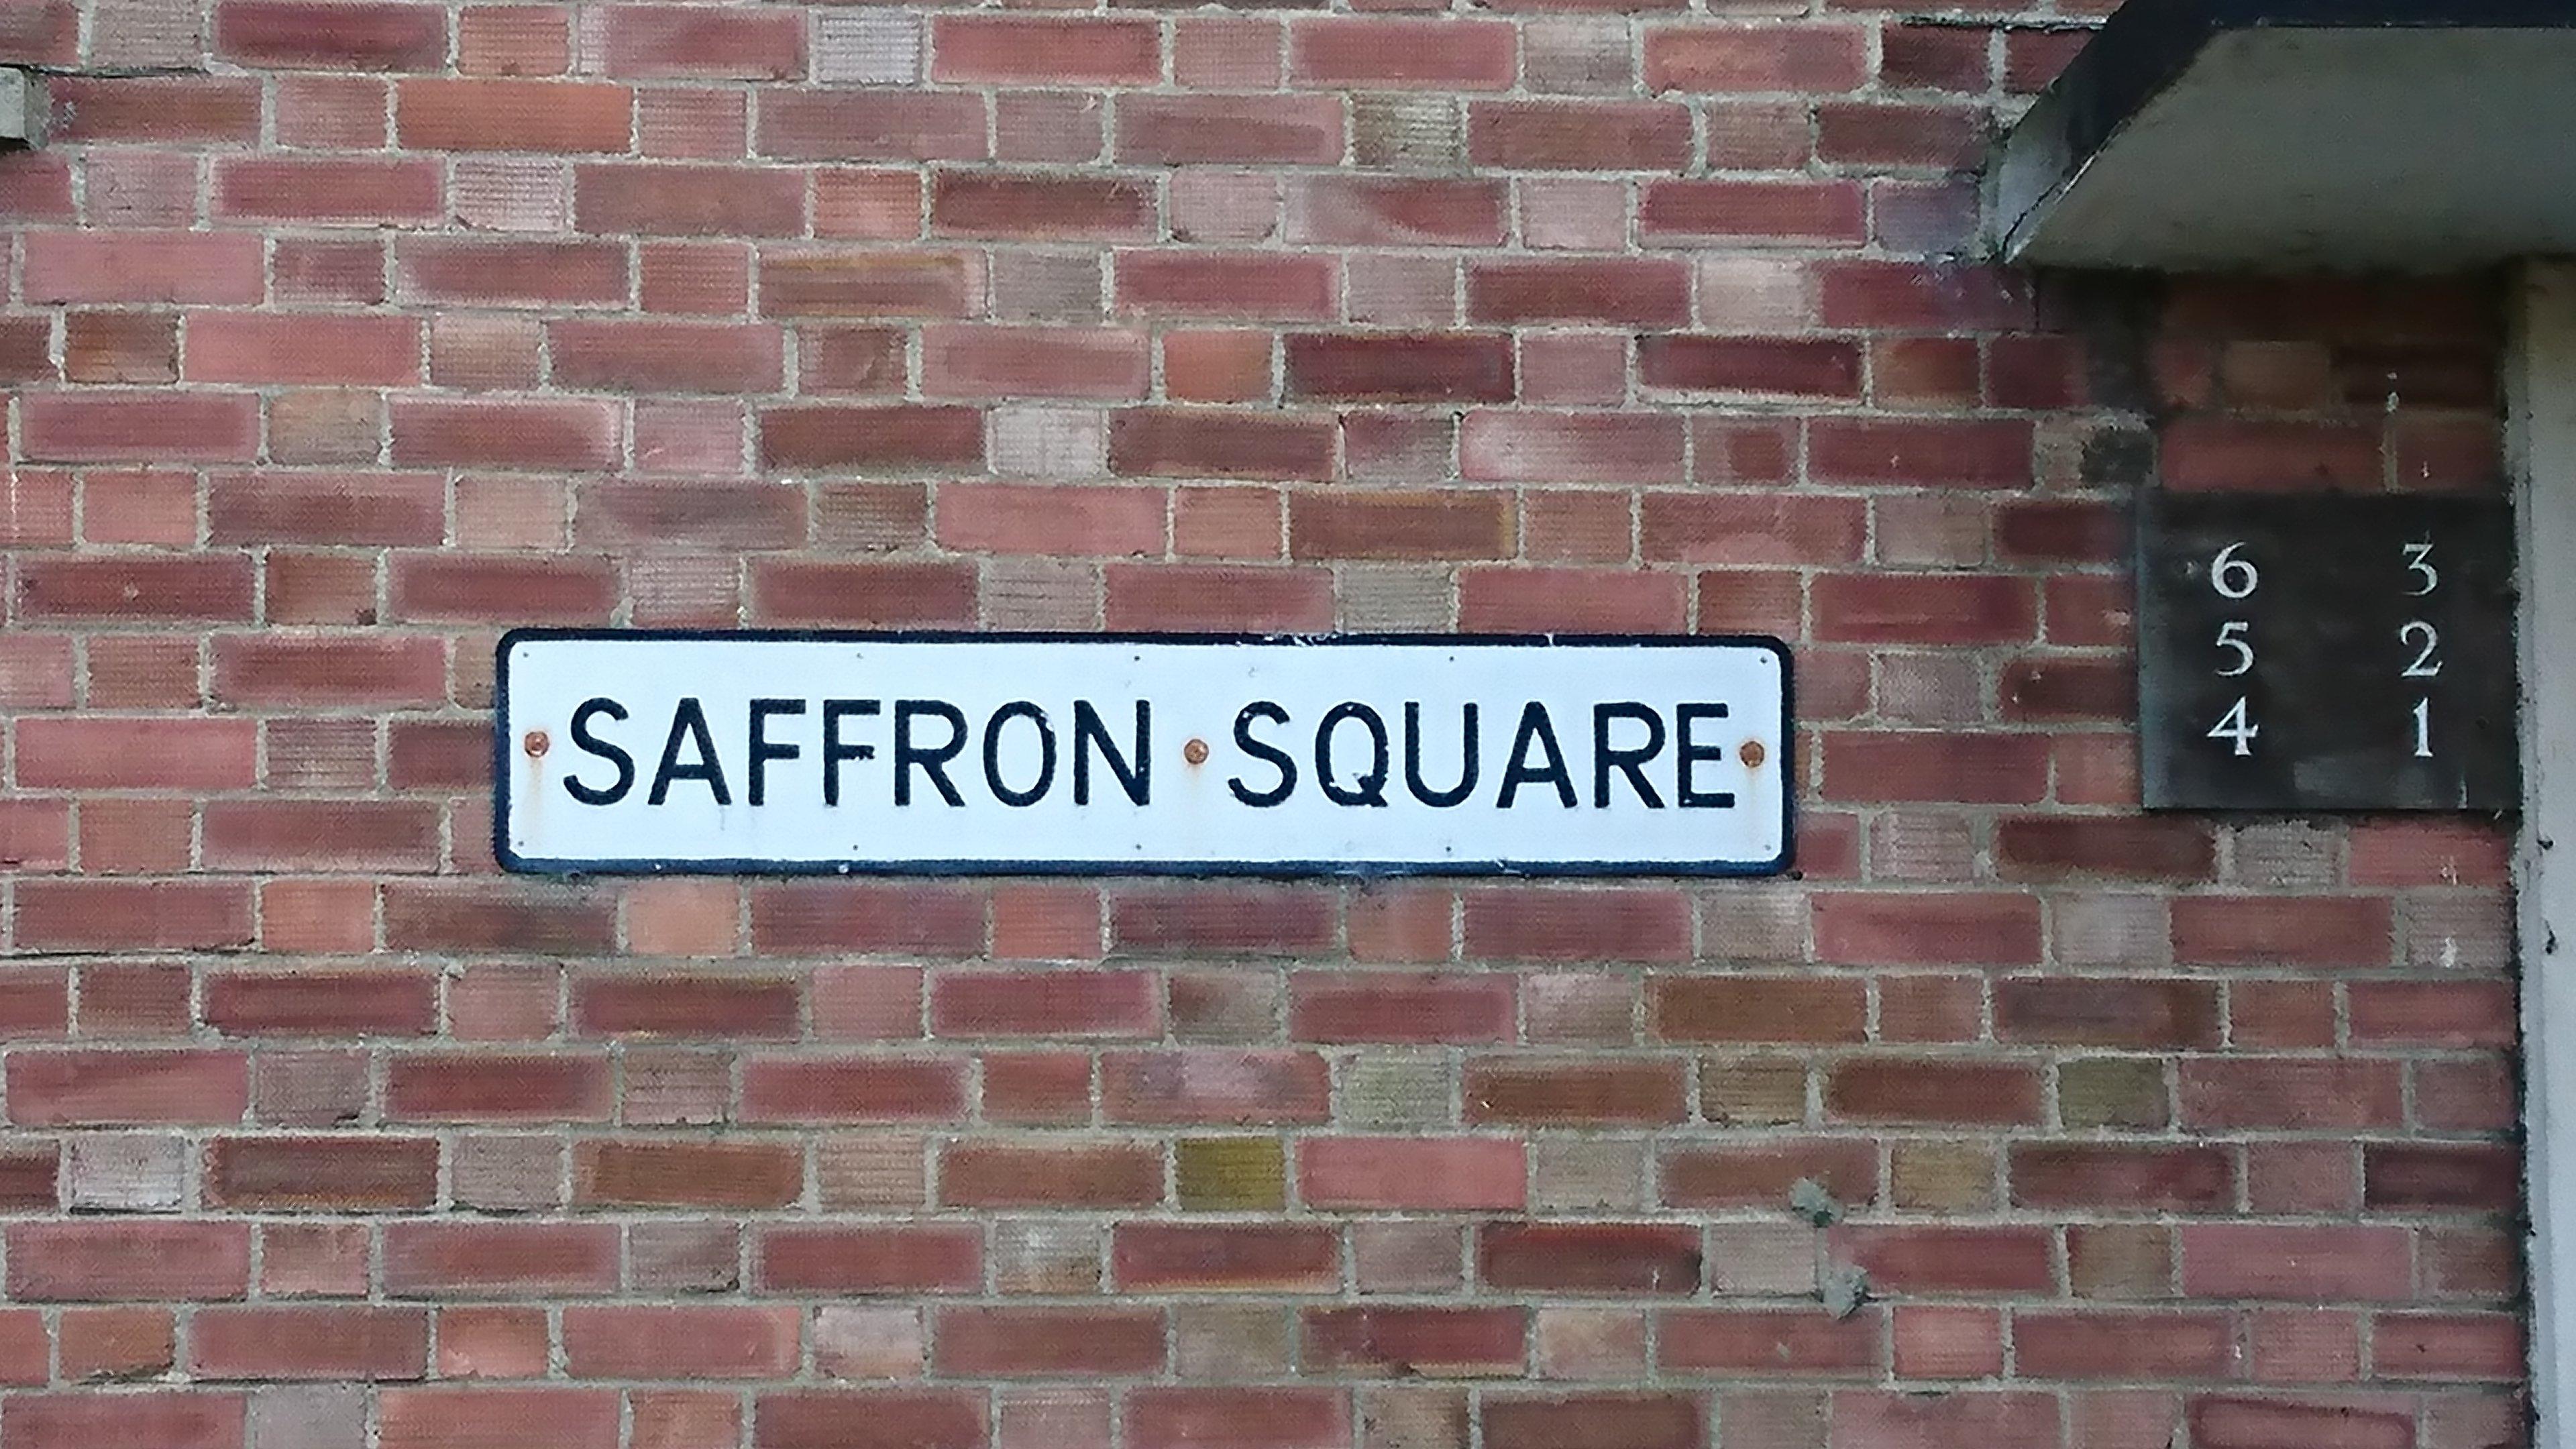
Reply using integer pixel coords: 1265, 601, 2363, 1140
2212, 543, 2259, 600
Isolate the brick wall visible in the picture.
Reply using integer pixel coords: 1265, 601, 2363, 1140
0, 1, 2527, 1447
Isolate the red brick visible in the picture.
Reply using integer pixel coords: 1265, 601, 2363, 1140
1103, 1049, 1328, 1126
602, 6, 803, 79
1481, 1224, 1700, 1294
1463, 889, 1689, 963
759, 406, 985, 474
190, 1306, 429, 1380
1826, 1057, 2041, 1125
1470, 101, 1691, 170
2187, 1397, 2412, 1449
932, 172, 1155, 241
1291, 974, 1513, 1044
380, 1390, 619, 1449
1287, 333, 1514, 403
47, 74, 262, 143
577, 1139, 798, 1206
1833, 1226, 2054, 1295
1118, 252, 1337, 321
741, 1057, 967, 1123
924, 325, 1150, 400
17, 556, 252, 623
383, 1223, 619, 1296
1111, 410, 1335, 482
216, 0, 447, 69
1652, 977, 1866, 1044
934, 16, 1159, 83
2365, 1143, 2516, 1213
757, 1226, 982, 1294
932, 970, 1159, 1037
1289, 177, 1507, 246
1292, 17, 1513, 89
206, 971, 437, 1038
8, 1049, 244, 1126
392, 398, 619, 470
1305, 1307, 1526, 1377
1465, 1057, 1685, 1126
934, 1307, 1165, 1377
1301, 1138, 1525, 1211
550, 319, 784, 393
384, 883, 616, 953
576, 162, 808, 236
1639, 336, 1862, 396
2170, 897, 2394, 968
1814, 574, 2037, 645
398, 238, 629, 307
1819, 260, 2035, 331
1996, 978, 2219, 1049
1485, 1395, 1703, 1449
1114, 1223, 1337, 1290
388, 1054, 611, 1122
751, 883, 985, 954
944, 1141, 1163, 1208
394, 78, 631, 153
573, 977, 798, 1038
1826, 1391, 2059, 1449
1644, 24, 1863, 91
21, 234, 262, 306
1995, 816, 2216, 882
755, 1393, 983, 1449
559, 1305, 800, 1379
215, 157, 440, 223
1288, 490, 1511, 561
756, 94, 987, 164
22, 393, 258, 463
1120, 95, 1344, 165
8, 1222, 250, 1301
1661, 1139, 1878, 1209
1129, 1389, 1350, 1449
15, 881, 254, 952
16, 717, 256, 790
1660, 1309, 1878, 1375
3, 1394, 246, 1449
1456, 412, 1682, 485
1638, 180, 1864, 242
2010, 1144, 2235, 1212
2182, 1226, 2414, 1301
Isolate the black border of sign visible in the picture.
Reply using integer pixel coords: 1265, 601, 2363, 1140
493, 628, 1796, 880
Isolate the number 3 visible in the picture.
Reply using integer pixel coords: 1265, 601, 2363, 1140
2404, 541, 2438, 596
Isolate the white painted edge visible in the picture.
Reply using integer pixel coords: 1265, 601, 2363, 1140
2510, 260, 2575, 1444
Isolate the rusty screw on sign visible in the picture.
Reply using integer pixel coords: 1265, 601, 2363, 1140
1739, 740, 1766, 769
1183, 737, 1211, 765
523, 730, 551, 759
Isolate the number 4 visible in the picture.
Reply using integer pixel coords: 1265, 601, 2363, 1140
2208, 697, 2259, 757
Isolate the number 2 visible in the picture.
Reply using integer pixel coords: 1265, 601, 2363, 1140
2208, 697, 2259, 757
2401, 621, 2443, 678
2214, 621, 2253, 676
2404, 541, 2438, 596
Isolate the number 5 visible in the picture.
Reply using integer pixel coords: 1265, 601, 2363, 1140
2214, 621, 2253, 677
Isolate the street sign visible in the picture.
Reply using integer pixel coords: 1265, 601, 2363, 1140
2139, 491, 2517, 812
496, 631, 1793, 877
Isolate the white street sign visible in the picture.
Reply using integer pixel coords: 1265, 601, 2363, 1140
496, 631, 1792, 877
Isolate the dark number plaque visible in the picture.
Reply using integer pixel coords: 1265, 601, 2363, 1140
2139, 491, 2517, 812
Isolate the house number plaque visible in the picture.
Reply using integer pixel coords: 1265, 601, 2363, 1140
2138, 491, 2516, 812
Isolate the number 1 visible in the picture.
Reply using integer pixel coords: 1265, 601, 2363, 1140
2412, 698, 2433, 759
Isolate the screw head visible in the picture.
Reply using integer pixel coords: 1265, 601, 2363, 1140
523, 730, 551, 758
1738, 739, 1767, 769
1183, 737, 1210, 765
